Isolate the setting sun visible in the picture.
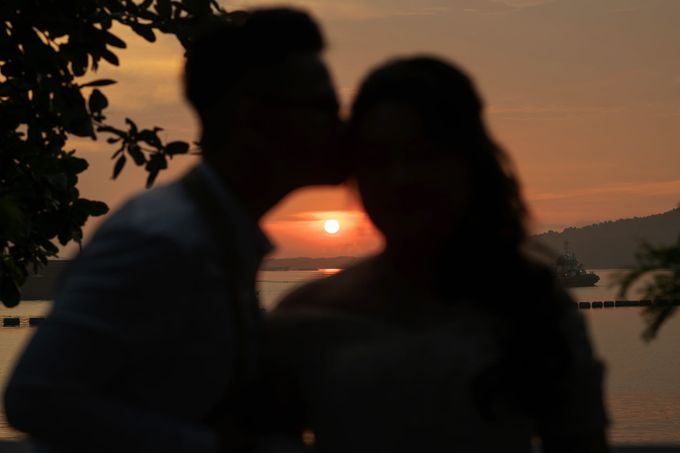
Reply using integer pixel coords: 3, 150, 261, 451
323, 219, 340, 235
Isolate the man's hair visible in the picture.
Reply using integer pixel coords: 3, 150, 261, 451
184, 8, 325, 126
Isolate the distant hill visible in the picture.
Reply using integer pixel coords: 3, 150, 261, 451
20, 209, 680, 300
534, 208, 680, 268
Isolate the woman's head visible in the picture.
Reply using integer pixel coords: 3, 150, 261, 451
350, 58, 572, 413
350, 57, 528, 258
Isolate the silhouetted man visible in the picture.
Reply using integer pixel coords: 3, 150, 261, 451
4, 9, 345, 453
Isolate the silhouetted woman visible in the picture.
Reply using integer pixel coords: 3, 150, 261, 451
265, 56, 609, 453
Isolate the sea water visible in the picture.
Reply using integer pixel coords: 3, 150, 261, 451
0, 269, 677, 443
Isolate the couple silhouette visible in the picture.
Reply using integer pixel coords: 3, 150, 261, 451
4, 8, 608, 453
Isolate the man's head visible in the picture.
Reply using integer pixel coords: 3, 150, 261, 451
185, 9, 348, 199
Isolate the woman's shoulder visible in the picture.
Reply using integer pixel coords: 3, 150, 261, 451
275, 256, 382, 313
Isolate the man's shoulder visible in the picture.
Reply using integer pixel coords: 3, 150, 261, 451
95, 178, 209, 254
102, 180, 190, 232
66, 177, 225, 287
55, 180, 222, 312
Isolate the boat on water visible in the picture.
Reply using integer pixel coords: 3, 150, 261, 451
555, 242, 600, 287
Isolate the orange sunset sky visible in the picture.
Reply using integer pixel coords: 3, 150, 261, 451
67, 0, 680, 258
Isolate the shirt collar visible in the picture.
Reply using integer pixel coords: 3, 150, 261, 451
195, 161, 274, 269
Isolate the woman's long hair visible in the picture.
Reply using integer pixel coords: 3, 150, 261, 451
350, 56, 572, 419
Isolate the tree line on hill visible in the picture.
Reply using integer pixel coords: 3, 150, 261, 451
533, 208, 680, 269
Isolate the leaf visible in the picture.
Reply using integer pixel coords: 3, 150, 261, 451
62, 155, 89, 174
54, 87, 92, 137
113, 155, 127, 179
181, 0, 212, 16
45, 174, 68, 192
131, 23, 156, 42
103, 31, 127, 49
145, 153, 168, 188
70, 226, 84, 243
0, 195, 26, 239
0, 275, 21, 308
69, 118, 95, 138
58, 229, 71, 246
97, 125, 126, 137
111, 146, 125, 159
80, 199, 109, 216
156, 0, 172, 18
128, 144, 146, 165
80, 79, 117, 88
138, 129, 162, 148
41, 240, 59, 256
147, 153, 168, 171
125, 118, 139, 136
101, 48, 120, 66
146, 169, 160, 189
0, 82, 13, 97
67, 46, 89, 76
88, 89, 109, 113
146, 170, 158, 189
165, 140, 189, 155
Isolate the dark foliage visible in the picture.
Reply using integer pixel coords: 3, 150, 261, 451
0, 0, 234, 306
619, 233, 680, 341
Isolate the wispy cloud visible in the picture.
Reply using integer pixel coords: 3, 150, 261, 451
268, 209, 369, 224
528, 179, 680, 202
492, 0, 556, 8
609, 6, 642, 14
225, 0, 450, 20
463, 0, 556, 15
391, 6, 451, 17
488, 102, 623, 119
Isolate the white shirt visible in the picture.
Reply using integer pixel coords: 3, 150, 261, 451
5, 162, 272, 453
